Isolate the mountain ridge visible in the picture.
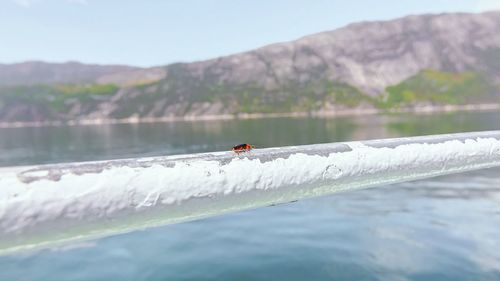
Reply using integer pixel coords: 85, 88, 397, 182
1, 11, 500, 124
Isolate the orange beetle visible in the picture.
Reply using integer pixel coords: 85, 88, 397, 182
232, 143, 255, 154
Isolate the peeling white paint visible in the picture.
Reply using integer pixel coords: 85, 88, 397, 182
0, 131, 500, 254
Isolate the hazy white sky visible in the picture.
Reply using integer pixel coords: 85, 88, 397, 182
1, 0, 499, 66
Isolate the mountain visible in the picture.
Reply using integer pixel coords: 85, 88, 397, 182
1, 11, 500, 124
0, 61, 141, 86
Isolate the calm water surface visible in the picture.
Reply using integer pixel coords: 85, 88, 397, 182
0, 111, 499, 281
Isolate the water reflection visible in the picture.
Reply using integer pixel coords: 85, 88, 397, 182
0, 111, 499, 281
385, 111, 499, 136
0, 116, 358, 166
1, 111, 500, 167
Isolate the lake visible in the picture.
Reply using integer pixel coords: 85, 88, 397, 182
0, 111, 499, 281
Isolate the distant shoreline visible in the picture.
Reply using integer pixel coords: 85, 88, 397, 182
1, 103, 499, 129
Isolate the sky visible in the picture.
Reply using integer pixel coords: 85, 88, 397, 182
1, 0, 499, 67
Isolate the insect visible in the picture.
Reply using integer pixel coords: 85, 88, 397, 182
232, 143, 255, 154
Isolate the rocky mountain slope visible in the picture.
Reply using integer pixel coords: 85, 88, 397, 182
1, 11, 500, 124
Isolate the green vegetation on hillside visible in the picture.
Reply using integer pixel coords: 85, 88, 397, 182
51, 84, 118, 95
203, 80, 374, 114
162, 69, 497, 114
0, 69, 498, 123
115, 64, 377, 116
382, 70, 497, 108
0, 83, 119, 117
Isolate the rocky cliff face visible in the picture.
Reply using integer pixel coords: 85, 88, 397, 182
174, 11, 500, 94
1, 11, 500, 123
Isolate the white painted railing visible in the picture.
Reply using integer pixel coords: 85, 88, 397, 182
1, 131, 500, 254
